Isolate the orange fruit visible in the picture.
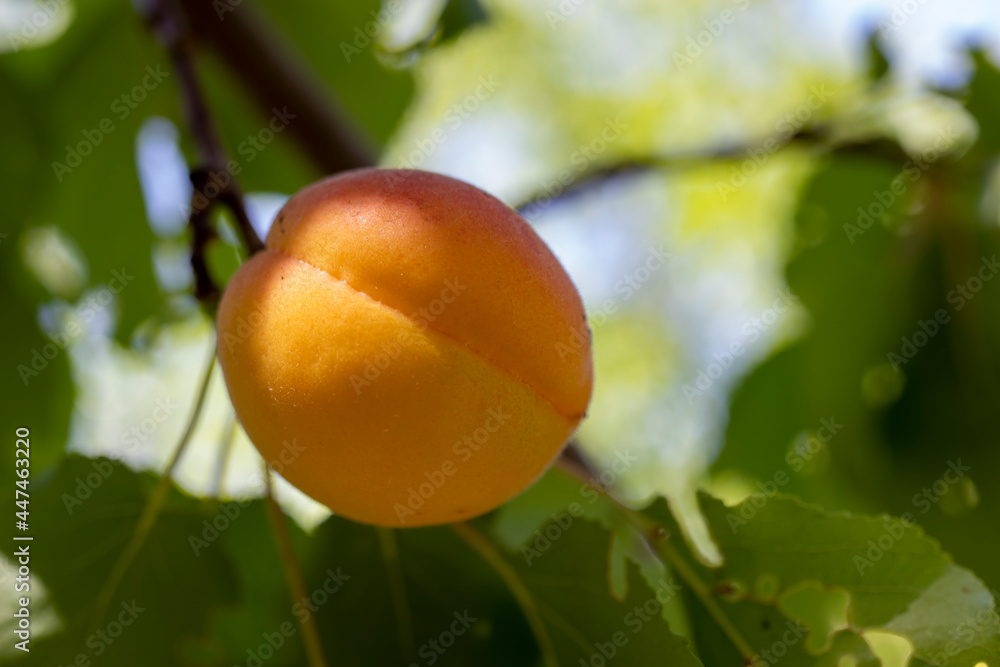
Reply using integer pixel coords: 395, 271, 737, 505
217, 169, 592, 526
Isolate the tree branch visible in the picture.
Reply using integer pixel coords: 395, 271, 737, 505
173, 0, 377, 174
139, 0, 265, 263
188, 168, 221, 302
513, 126, 910, 217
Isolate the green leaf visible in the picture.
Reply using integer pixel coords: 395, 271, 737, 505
718, 143, 1000, 597
718, 151, 933, 510
0, 253, 74, 476
865, 30, 890, 84
485, 514, 702, 667
644, 493, 1000, 667
205, 500, 309, 667
303, 517, 538, 665
965, 49, 1000, 159
883, 564, 1000, 667
299, 500, 700, 666
0, 456, 240, 666
1, 3, 172, 342
438, 0, 488, 45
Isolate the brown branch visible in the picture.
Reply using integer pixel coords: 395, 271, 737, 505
513, 127, 825, 216
188, 169, 220, 303
139, 0, 265, 261
513, 126, 911, 217
174, 0, 377, 174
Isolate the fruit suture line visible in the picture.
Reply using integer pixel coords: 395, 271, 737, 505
349, 278, 468, 395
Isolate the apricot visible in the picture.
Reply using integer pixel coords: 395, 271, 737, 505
216, 168, 592, 527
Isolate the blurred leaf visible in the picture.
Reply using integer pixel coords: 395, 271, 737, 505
438, 0, 488, 44
0, 285, 73, 476
866, 31, 890, 84
207, 500, 308, 667
718, 139, 1000, 597
1, 3, 172, 342
965, 49, 1000, 159
0, 456, 239, 666
303, 515, 537, 665
718, 152, 920, 509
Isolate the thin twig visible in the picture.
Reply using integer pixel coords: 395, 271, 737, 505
209, 413, 237, 497
513, 126, 912, 217
138, 0, 265, 259
377, 527, 415, 661
89, 342, 216, 632
452, 522, 561, 666
514, 127, 826, 216
263, 466, 329, 667
188, 168, 221, 302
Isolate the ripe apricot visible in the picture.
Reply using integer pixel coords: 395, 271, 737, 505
216, 168, 592, 527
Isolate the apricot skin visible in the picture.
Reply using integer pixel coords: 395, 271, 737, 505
216, 168, 592, 527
